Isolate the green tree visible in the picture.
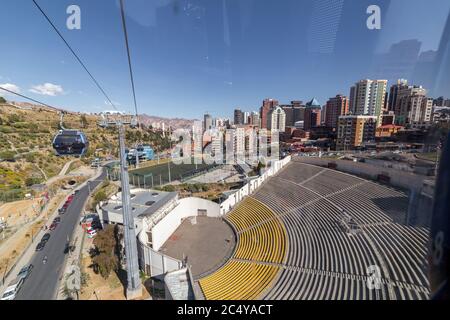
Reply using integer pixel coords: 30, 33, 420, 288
0, 97, 6, 104
91, 225, 119, 279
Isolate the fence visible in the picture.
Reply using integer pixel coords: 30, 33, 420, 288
138, 241, 183, 277
219, 156, 292, 215
129, 162, 220, 189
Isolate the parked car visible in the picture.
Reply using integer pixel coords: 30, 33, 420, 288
35, 241, 46, 251
1, 277, 24, 300
53, 217, 61, 223
17, 264, 33, 280
58, 207, 66, 215
49, 223, 58, 231
41, 233, 51, 243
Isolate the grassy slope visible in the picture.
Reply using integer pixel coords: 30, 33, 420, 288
0, 104, 171, 199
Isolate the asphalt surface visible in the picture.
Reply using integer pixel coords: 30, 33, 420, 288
15, 169, 106, 300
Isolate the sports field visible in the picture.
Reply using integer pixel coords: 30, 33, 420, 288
129, 159, 218, 187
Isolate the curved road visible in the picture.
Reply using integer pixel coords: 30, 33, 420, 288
15, 168, 106, 300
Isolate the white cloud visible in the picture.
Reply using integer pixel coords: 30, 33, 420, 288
0, 83, 21, 96
30, 83, 65, 96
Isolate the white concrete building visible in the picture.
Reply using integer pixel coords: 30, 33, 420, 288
350, 79, 388, 124
267, 106, 286, 132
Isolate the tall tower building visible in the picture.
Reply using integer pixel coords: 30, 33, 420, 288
250, 111, 260, 127
234, 109, 244, 125
325, 95, 349, 130
203, 113, 213, 132
243, 111, 250, 124
349, 79, 388, 125
395, 85, 428, 125
388, 79, 409, 112
280, 101, 304, 127
260, 98, 279, 129
304, 98, 322, 131
267, 106, 286, 132
397, 92, 433, 126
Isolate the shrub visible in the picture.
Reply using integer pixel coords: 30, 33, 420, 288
91, 225, 119, 279
0, 150, 15, 161
162, 185, 176, 192
25, 177, 42, 187
94, 190, 107, 203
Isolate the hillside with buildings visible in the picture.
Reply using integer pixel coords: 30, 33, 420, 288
0, 101, 173, 201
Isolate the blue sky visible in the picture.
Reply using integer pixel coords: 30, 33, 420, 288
0, 0, 449, 119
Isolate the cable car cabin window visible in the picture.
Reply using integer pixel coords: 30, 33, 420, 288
53, 131, 89, 156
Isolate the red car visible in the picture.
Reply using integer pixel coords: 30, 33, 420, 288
67, 195, 74, 203
49, 223, 58, 231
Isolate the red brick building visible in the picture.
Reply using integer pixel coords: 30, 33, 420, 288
260, 98, 279, 129
325, 95, 349, 130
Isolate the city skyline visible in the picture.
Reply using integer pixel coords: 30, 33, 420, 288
0, 0, 449, 119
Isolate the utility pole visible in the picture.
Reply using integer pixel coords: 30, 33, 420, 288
118, 122, 142, 299
168, 160, 171, 183
135, 144, 140, 169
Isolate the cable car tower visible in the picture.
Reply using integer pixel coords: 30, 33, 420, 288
102, 113, 142, 299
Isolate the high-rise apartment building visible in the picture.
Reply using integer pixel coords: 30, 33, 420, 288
349, 79, 388, 124
325, 95, 349, 130
250, 111, 260, 127
388, 79, 409, 112
280, 100, 305, 127
234, 109, 244, 125
394, 85, 429, 125
234, 127, 246, 163
243, 112, 250, 124
260, 98, 279, 129
267, 106, 286, 132
336, 115, 377, 150
304, 98, 322, 131
397, 93, 433, 126
203, 113, 213, 132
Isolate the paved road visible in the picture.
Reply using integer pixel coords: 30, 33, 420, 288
14, 169, 106, 300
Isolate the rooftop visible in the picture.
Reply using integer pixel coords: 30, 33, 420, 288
101, 188, 177, 219
306, 98, 321, 108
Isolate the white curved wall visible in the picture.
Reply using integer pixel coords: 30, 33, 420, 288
220, 156, 291, 215
150, 197, 220, 251
136, 156, 291, 276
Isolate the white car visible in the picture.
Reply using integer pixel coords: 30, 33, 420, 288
1, 277, 24, 300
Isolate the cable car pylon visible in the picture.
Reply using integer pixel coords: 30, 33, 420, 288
103, 114, 142, 300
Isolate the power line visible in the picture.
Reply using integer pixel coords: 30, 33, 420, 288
31, 0, 118, 111
119, 0, 140, 127
0, 86, 57, 110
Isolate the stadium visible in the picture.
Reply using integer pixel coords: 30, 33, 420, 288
101, 156, 430, 300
